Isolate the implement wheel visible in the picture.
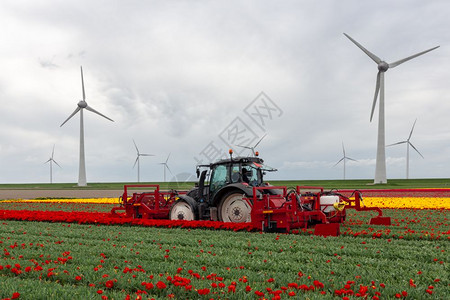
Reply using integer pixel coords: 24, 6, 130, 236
218, 192, 251, 223
169, 201, 195, 221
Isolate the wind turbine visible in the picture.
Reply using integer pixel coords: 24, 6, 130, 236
344, 33, 438, 184
236, 134, 266, 156
133, 139, 154, 182
60, 66, 114, 186
159, 153, 172, 182
333, 142, 357, 180
387, 119, 423, 179
44, 145, 61, 184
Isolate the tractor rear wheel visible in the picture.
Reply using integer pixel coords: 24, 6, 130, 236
169, 201, 195, 221
218, 192, 251, 223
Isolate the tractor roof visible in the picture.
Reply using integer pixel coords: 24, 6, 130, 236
196, 156, 263, 168
212, 156, 265, 166
197, 156, 277, 172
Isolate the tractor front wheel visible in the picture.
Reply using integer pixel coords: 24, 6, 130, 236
218, 192, 251, 223
169, 201, 195, 221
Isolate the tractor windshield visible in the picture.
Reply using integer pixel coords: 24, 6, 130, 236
208, 158, 277, 191
241, 161, 277, 186
240, 163, 260, 186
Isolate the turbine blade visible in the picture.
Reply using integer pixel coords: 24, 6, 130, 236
44, 158, 51, 164
333, 157, 345, 167
53, 160, 62, 168
343, 33, 382, 64
254, 133, 267, 148
341, 142, 345, 156
347, 157, 357, 162
60, 107, 81, 127
236, 144, 252, 150
408, 119, 417, 140
165, 164, 173, 175
140, 154, 155, 157
133, 139, 139, 154
165, 153, 171, 164
409, 142, 424, 158
85, 105, 114, 122
386, 141, 407, 147
133, 156, 139, 168
51, 144, 55, 158
389, 46, 439, 68
81, 66, 86, 101
370, 72, 381, 122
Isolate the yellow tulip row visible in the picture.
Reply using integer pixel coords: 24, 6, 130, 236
2, 196, 449, 209
363, 197, 450, 209
1, 198, 120, 204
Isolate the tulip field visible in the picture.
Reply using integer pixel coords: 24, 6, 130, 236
0, 191, 448, 299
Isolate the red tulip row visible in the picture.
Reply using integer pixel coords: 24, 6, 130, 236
0, 210, 254, 232
1, 208, 449, 243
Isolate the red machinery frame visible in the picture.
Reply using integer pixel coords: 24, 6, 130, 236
246, 186, 391, 236
110, 184, 390, 236
111, 185, 185, 219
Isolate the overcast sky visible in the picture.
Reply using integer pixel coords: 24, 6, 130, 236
1, 0, 449, 184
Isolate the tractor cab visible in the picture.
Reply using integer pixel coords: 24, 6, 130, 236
194, 156, 276, 202
171, 154, 278, 222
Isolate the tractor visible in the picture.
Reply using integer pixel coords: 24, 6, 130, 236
170, 152, 279, 222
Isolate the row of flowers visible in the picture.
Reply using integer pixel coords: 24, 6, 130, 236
362, 197, 450, 209
3, 196, 449, 210
1, 198, 119, 204
2, 187, 450, 209
1, 208, 448, 241
0, 209, 255, 232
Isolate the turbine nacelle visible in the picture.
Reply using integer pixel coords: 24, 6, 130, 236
377, 61, 389, 72
77, 100, 87, 108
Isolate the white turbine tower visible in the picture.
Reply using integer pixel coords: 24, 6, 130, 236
333, 142, 357, 180
236, 134, 266, 156
387, 119, 424, 179
44, 145, 61, 184
60, 66, 114, 186
344, 33, 438, 184
133, 139, 154, 182
159, 153, 172, 182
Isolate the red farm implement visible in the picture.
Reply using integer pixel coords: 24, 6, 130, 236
111, 185, 184, 219
111, 155, 390, 236
112, 178, 390, 236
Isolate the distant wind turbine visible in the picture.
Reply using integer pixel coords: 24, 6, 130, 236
236, 133, 266, 156
387, 119, 424, 179
60, 66, 114, 186
344, 33, 438, 184
44, 145, 61, 184
159, 153, 172, 182
133, 139, 154, 182
333, 142, 357, 180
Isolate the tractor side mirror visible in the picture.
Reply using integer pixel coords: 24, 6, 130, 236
196, 168, 200, 178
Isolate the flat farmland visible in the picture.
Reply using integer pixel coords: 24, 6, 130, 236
0, 183, 448, 299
